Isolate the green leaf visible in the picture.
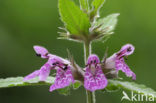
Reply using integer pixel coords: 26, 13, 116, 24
79, 0, 89, 11
1, 77, 156, 100
59, 0, 91, 35
73, 81, 81, 89
95, 13, 120, 34
107, 80, 156, 99
57, 86, 71, 96
0, 77, 54, 88
90, 13, 119, 42
0, 76, 78, 96
90, 0, 106, 19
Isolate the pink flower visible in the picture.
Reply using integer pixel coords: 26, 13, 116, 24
105, 44, 136, 80
49, 65, 74, 92
23, 46, 75, 92
84, 54, 108, 92
23, 46, 52, 81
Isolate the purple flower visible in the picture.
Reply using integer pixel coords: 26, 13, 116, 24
33, 46, 49, 59
23, 46, 75, 92
84, 54, 108, 92
23, 63, 51, 81
49, 65, 74, 92
23, 46, 51, 81
49, 56, 75, 92
105, 44, 136, 80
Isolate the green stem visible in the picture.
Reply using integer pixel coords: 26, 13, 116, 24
86, 90, 96, 103
84, 41, 96, 103
84, 41, 91, 62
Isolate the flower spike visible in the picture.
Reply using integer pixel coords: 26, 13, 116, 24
84, 54, 108, 92
105, 44, 136, 80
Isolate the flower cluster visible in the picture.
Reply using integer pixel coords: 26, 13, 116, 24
24, 44, 136, 92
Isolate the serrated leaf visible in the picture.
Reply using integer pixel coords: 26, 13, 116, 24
59, 0, 91, 36
79, 0, 89, 11
0, 77, 55, 88
108, 80, 156, 99
1, 77, 156, 100
95, 13, 119, 34
90, 0, 105, 19
0, 76, 76, 96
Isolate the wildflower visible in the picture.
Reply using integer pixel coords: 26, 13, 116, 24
23, 46, 75, 92
84, 54, 108, 92
104, 44, 136, 80
49, 57, 75, 92
23, 46, 51, 81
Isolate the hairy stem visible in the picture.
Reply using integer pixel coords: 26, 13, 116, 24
84, 41, 91, 62
84, 41, 96, 103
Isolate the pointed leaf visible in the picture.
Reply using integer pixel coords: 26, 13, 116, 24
0, 76, 79, 96
95, 13, 119, 34
0, 77, 55, 88
59, 0, 91, 35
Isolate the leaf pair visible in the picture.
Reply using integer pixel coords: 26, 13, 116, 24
58, 0, 119, 42
0, 76, 156, 99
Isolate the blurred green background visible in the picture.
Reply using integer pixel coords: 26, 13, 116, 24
0, 0, 156, 103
